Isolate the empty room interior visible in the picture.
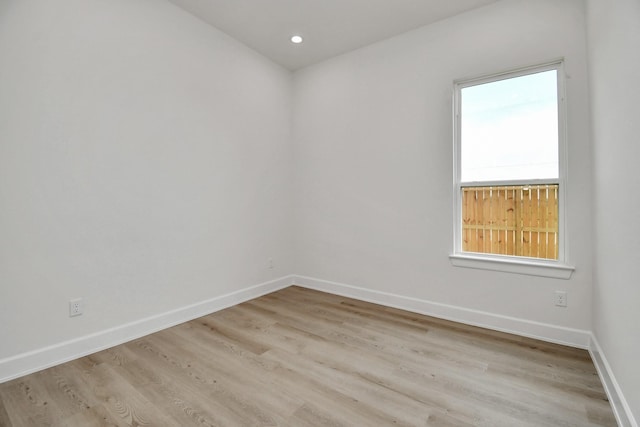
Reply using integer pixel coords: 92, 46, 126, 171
0, 0, 638, 425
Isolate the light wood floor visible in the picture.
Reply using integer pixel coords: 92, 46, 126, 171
0, 286, 616, 426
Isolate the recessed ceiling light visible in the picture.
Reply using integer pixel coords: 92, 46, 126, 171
290, 35, 303, 44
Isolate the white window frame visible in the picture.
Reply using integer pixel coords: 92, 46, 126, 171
449, 61, 574, 279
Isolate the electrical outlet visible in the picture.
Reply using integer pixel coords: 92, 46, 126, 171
268, 258, 274, 270
555, 291, 567, 307
69, 298, 84, 317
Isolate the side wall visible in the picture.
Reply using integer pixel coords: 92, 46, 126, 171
0, 0, 293, 379
293, 0, 593, 345
587, 0, 640, 424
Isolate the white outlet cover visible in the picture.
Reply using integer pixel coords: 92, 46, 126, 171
69, 298, 84, 317
554, 291, 567, 307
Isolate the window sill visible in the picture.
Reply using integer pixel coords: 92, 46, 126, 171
449, 253, 574, 280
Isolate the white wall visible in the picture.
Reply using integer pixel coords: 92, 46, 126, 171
0, 0, 292, 363
293, 0, 593, 340
588, 0, 640, 423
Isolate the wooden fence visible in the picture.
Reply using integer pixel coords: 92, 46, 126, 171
461, 184, 559, 260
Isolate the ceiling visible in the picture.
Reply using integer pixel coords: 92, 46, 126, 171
168, 0, 500, 71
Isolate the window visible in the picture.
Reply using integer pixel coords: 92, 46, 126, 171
450, 62, 574, 279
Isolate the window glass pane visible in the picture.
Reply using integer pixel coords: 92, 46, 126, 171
460, 70, 558, 182
461, 184, 559, 260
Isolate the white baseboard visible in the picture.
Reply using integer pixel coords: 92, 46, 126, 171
0, 275, 295, 384
589, 334, 637, 427
293, 275, 591, 349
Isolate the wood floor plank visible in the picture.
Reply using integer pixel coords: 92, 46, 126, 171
0, 396, 12, 427
77, 362, 180, 426
0, 286, 617, 426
